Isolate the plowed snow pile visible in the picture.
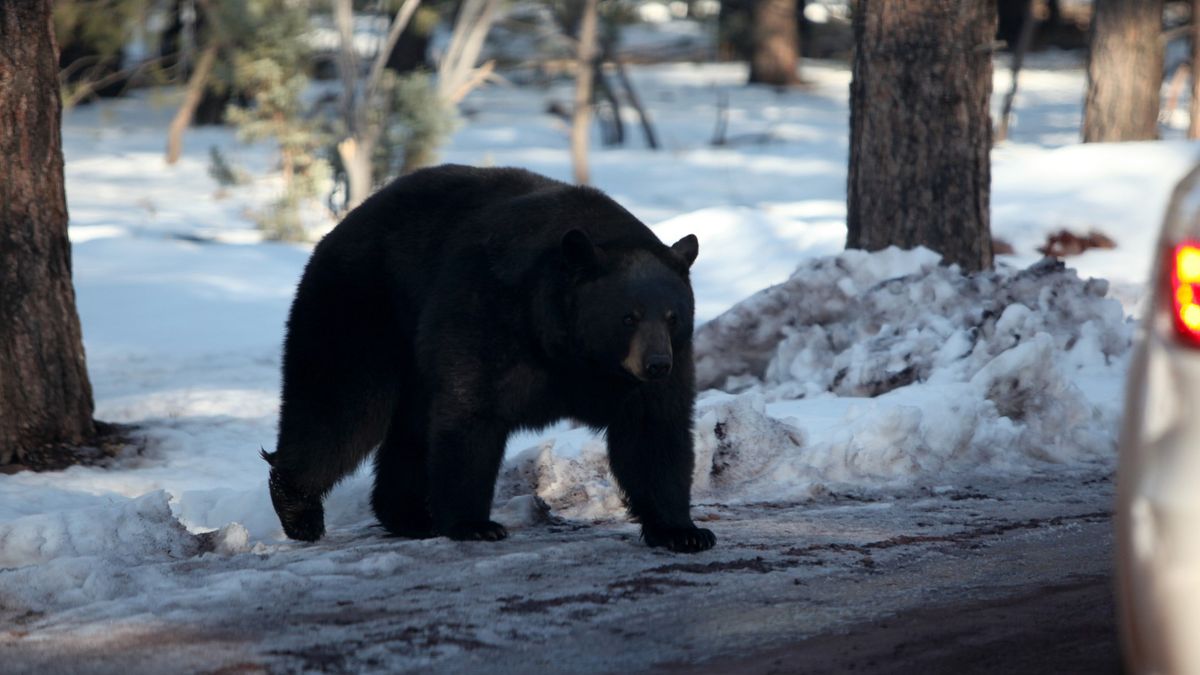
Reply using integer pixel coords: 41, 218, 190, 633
501, 247, 1132, 515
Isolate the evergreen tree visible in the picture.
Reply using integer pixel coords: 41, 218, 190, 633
377, 71, 457, 178
222, 0, 331, 240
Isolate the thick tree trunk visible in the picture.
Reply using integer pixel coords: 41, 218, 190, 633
1083, 0, 1163, 143
748, 0, 800, 86
0, 1, 96, 464
846, 0, 996, 272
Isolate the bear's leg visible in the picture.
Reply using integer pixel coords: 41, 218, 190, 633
372, 398, 435, 538
268, 361, 397, 542
426, 408, 509, 542
606, 374, 715, 553
266, 265, 405, 541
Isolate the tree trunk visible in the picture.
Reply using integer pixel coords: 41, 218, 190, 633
615, 59, 660, 150
846, 0, 996, 272
1083, 0, 1163, 143
571, 0, 599, 185
0, 0, 96, 464
996, 0, 1036, 143
748, 0, 800, 85
718, 0, 753, 62
337, 137, 375, 211
1190, 0, 1200, 140
335, 0, 372, 211
593, 59, 624, 147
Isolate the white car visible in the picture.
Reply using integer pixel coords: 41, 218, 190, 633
1118, 164, 1200, 674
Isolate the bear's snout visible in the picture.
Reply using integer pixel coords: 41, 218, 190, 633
644, 353, 672, 380
622, 322, 674, 381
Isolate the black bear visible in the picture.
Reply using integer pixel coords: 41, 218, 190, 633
263, 164, 715, 553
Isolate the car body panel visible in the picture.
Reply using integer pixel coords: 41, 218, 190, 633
1118, 164, 1200, 675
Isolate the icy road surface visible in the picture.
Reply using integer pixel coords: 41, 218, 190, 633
2, 474, 1114, 673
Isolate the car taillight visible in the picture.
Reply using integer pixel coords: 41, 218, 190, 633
1170, 241, 1200, 347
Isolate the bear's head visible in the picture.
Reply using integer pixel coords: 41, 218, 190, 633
561, 229, 699, 382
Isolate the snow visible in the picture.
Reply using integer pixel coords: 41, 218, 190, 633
695, 250, 1130, 397
1, 53, 1196, 669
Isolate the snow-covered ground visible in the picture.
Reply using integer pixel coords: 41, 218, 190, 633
1, 55, 1197, 670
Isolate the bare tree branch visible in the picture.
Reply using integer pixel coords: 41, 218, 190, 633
165, 44, 218, 165
334, 0, 359, 133
365, 0, 423, 107
437, 0, 500, 103
63, 54, 175, 109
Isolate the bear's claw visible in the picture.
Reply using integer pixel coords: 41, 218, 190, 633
642, 525, 716, 553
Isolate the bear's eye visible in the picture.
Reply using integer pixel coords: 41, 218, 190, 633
622, 314, 638, 327
666, 311, 678, 326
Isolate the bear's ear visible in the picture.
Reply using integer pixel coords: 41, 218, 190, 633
670, 234, 699, 268
562, 229, 603, 272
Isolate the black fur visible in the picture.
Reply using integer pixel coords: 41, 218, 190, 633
267, 164, 715, 553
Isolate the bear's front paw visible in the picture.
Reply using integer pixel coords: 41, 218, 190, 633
442, 520, 509, 542
268, 468, 325, 542
280, 503, 325, 542
642, 525, 716, 553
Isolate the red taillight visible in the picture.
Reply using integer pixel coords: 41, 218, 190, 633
1170, 241, 1200, 347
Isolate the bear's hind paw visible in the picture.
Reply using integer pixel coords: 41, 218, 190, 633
642, 525, 716, 553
